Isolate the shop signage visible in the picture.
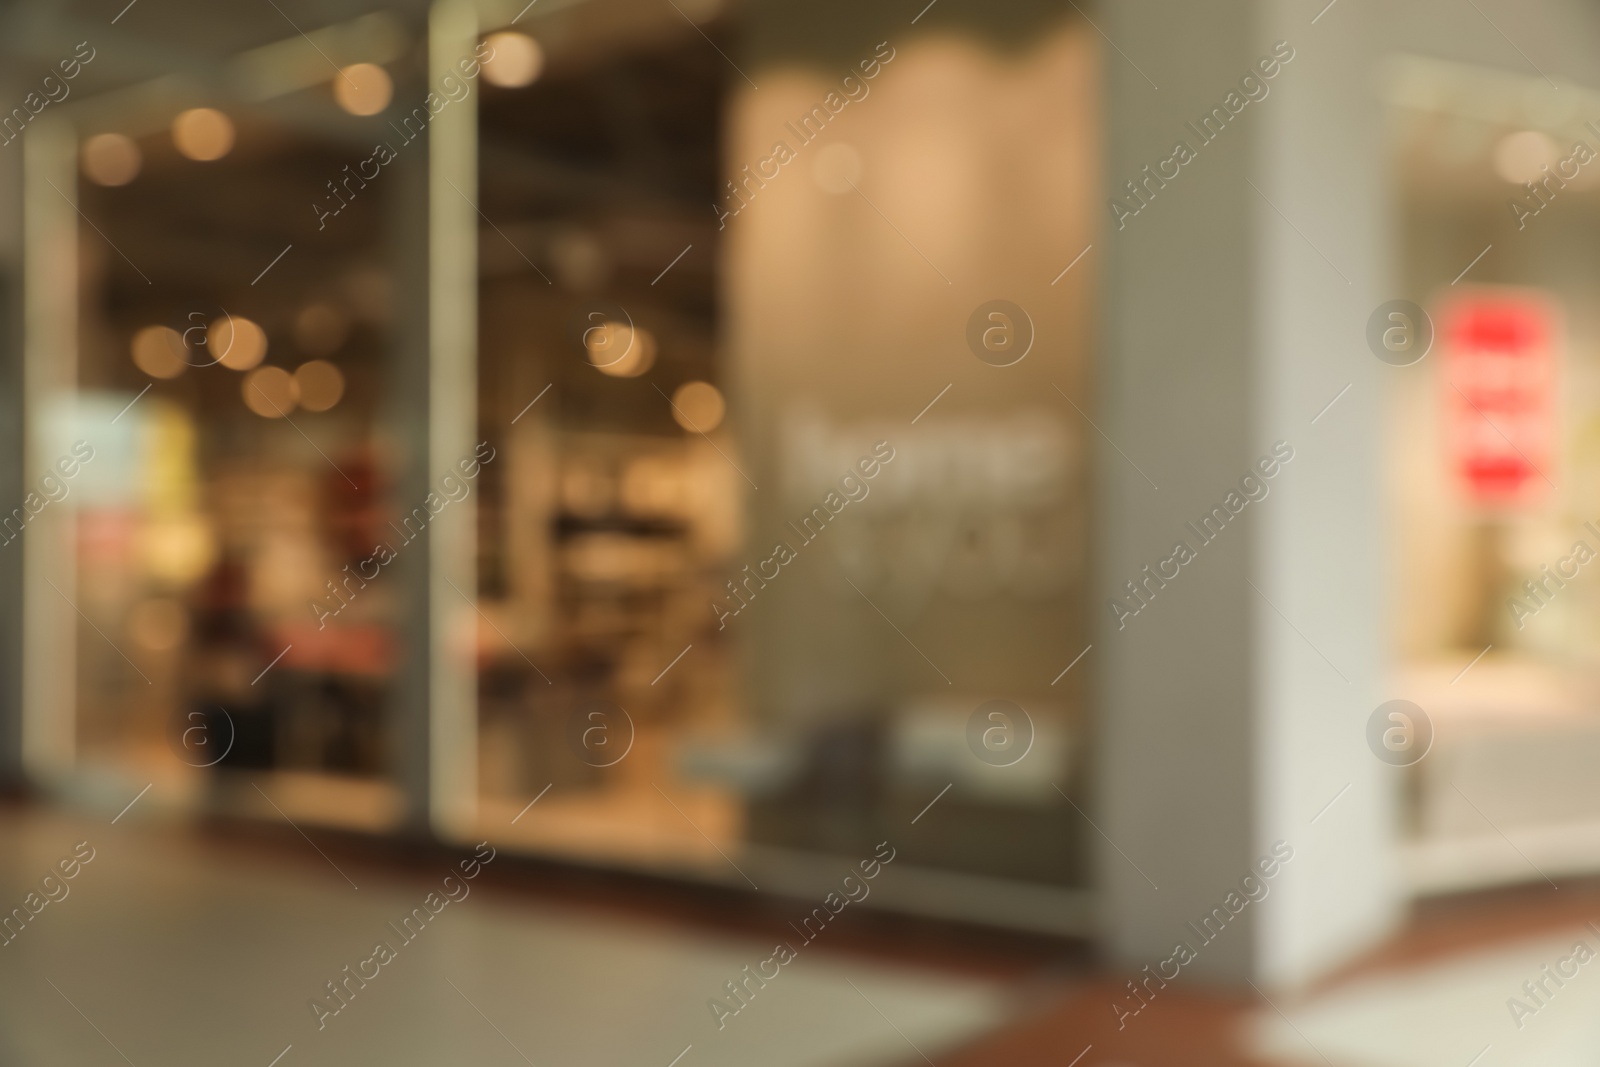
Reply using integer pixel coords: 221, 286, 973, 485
1440, 290, 1557, 508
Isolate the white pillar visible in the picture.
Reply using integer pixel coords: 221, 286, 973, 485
1097, 0, 1400, 988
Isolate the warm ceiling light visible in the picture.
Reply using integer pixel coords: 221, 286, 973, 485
131, 325, 186, 379
82, 133, 142, 186
1493, 130, 1558, 184
209, 315, 267, 371
293, 360, 345, 412
481, 32, 543, 88
243, 366, 298, 418
585, 320, 655, 378
172, 108, 235, 161
670, 381, 725, 433
334, 63, 393, 116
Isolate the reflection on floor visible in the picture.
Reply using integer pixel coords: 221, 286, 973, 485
938, 978, 1270, 1067
937, 882, 1600, 1067
1249, 880, 1600, 1067
10, 798, 1588, 1067
0, 806, 1006, 1067
481, 776, 741, 873
1252, 927, 1600, 1066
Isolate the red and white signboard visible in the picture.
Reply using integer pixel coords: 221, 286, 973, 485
1438, 289, 1559, 509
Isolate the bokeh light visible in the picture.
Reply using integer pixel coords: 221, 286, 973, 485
209, 315, 268, 371
585, 321, 655, 378
293, 360, 345, 412
172, 108, 235, 161
243, 366, 298, 418
482, 32, 544, 88
334, 63, 393, 116
82, 133, 142, 186
670, 380, 725, 432
131, 326, 186, 379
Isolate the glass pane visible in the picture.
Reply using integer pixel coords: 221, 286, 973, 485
61, 102, 406, 828
472, 12, 1097, 913
473, 24, 738, 866
1390, 62, 1600, 882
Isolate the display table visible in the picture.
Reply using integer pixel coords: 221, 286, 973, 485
1401, 656, 1600, 893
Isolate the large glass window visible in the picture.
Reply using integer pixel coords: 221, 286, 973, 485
472, 20, 741, 867
24, 3, 1101, 932
36, 48, 412, 829
469, 9, 1100, 923
1389, 57, 1600, 891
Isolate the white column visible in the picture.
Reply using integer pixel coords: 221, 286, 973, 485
1097, 0, 1399, 988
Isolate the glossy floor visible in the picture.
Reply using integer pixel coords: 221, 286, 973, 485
0, 806, 1007, 1066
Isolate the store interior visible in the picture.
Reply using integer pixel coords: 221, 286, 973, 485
30, 0, 1097, 936
1386, 54, 1600, 895
16, 0, 1600, 1063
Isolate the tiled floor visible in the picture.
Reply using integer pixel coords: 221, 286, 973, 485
9, 799, 1598, 1067
1247, 882, 1600, 1067
1252, 928, 1600, 1067
936, 880, 1600, 1067
0, 806, 1009, 1067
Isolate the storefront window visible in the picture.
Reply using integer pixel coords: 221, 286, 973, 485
470, 11, 1099, 914
24, 3, 1100, 928
39, 79, 409, 828
1390, 57, 1600, 890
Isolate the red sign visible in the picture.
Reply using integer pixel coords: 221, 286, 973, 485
1439, 289, 1558, 508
